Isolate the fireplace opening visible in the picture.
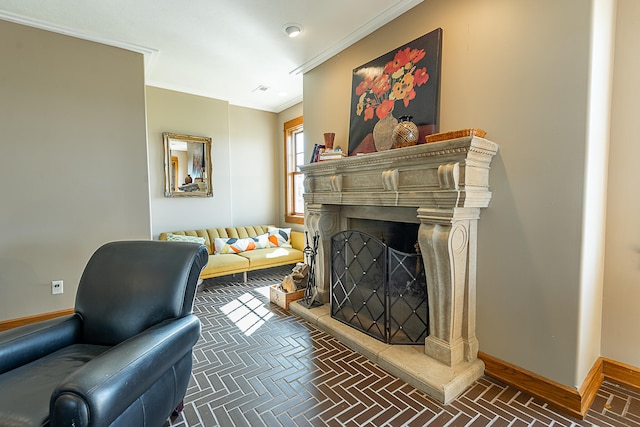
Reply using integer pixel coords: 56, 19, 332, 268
348, 218, 419, 253
329, 227, 428, 345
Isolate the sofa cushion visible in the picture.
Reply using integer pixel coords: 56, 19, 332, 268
202, 253, 250, 277
165, 233, 206, 245
267, 227, 292, 248
238, 247, 303, 269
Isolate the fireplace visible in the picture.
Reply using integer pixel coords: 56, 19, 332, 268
294, 134, 498, 403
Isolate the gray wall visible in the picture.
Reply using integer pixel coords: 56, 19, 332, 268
146, 87, 282, 237
146, 87, 233, 236
0, 20, 151, 320
229, 105, 280, 226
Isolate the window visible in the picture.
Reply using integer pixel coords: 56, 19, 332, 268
284, 116, 304, 224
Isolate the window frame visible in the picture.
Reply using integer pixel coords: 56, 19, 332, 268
284, 116, 304, 224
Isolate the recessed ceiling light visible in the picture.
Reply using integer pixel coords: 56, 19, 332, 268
283, 24, 303, 38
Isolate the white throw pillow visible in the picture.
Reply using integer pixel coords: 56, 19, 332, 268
267, 227, 292, 248
214, 235, 269, 254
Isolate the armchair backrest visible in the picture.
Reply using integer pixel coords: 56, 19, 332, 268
74, 240, 208, 346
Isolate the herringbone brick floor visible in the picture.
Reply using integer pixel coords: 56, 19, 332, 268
166, 266, 640, 427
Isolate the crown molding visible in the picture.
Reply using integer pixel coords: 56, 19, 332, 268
289, 0, 423, 75
0, 11, 158, 74
272, 94, 304, 113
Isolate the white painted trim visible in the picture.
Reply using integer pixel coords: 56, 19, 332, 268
289, 0, 424, 75
576, 0, 617, 388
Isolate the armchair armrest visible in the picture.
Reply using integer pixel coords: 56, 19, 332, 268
0, 315, 80, 374
50, 315, 201, 426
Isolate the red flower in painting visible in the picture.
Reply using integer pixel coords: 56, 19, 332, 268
384, 48, 411, 74
414, 67, 429, 87
355, 75, 374, 96
376, 99, 395, 120
371, 74, 391, 96
409, 48, 426, 64
363, 106, 375, 121
403, 89, 416, 107
354, 46, 429, 123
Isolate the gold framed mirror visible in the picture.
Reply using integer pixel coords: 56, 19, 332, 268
163, 132, 213, 197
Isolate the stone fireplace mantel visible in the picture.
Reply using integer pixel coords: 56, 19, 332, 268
301, 135, 497, 210
295, 134, 499, 403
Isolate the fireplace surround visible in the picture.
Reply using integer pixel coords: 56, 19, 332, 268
292, 133, 498, 403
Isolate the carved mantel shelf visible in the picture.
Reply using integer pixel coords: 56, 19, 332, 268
300, 135, 498, 210
298, 135, 499, 403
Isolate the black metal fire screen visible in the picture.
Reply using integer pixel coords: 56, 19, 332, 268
330, 230, 429, 344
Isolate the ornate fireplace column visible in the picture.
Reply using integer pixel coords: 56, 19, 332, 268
418, 207, 480, 367
304, 203, 341, 302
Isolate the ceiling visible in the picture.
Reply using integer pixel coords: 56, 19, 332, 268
0, 0, 423, 113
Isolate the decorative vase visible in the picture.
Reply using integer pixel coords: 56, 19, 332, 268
323, 132, 335, 150
373, 113, 398, 152
392, 115, 419, 148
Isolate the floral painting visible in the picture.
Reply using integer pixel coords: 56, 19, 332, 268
348, 28, 442, 155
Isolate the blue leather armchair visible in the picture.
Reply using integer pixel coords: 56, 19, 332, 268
0, 240, 208, 426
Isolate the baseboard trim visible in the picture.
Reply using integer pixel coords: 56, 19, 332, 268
479, 352, 640, 419
0, 308, 74, 332
478, 352, 588, 418
578, 357, 605, 416
602, 358, 640, 394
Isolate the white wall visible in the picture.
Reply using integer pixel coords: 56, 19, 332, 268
0, 20, 151, 320
602, 0, 640, 366
304, 0, 596, 388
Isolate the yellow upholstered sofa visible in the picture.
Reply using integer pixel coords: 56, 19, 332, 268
159, 225, 304, 281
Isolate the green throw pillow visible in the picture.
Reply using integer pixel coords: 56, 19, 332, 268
166, 233, 206, 245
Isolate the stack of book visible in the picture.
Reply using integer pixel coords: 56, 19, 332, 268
319, 148, 347, 161
309, 144, 325, 163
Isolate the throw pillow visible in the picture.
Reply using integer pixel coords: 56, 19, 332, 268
166, 233, 206, 245
254, 233, 270, 249
214, 235, 268, 254
267, 227, 292, 248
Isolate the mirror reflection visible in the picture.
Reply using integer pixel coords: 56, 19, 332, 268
163, 132, 213, 197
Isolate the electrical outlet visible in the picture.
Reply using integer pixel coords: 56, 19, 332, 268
51, 280, 63, 295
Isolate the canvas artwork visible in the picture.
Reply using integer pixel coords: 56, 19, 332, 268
348, 28, 442, 155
